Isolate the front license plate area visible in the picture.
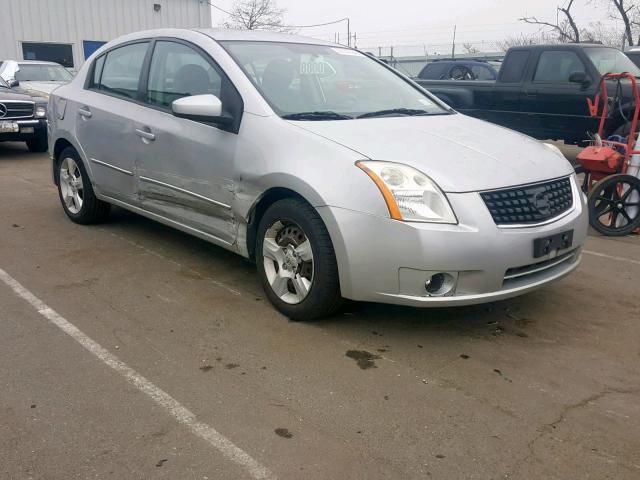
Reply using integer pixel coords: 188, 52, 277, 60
0, 121, 19, 133
534, 230, 573, 258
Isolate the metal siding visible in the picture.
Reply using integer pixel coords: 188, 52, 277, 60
0, 0, 212, 68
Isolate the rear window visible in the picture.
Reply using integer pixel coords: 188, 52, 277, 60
94, 42, 149, 99
500, 50, 530, 83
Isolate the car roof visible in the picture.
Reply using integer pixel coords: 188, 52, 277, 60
110, 28, 339, 47
195, 28, 336, 46
509, 43, 608, 51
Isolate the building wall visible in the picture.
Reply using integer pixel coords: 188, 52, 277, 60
0, 0, 212, 68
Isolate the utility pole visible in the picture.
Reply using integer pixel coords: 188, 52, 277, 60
451, 24, 457, 59
353, 32, 357, 49
347, 18, 351, 47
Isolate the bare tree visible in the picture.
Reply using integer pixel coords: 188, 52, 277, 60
223, 0, 290, 32
462, 43, 479, 54
520, 0, 581, 43
609, 0, 636, 45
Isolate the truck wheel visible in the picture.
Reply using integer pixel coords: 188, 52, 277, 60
588, 174, 640, 236
256, 198, 343, 321
26, 134, 48, 153
56, 147, 111, 224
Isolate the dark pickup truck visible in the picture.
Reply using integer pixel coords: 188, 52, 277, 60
415, 44, 640, 144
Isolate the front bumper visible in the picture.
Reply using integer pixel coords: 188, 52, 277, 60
0, 118, 47, 142
318, 178, 588, 307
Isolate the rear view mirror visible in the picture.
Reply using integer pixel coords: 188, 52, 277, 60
8, 79, 19, 88
171, 94, 231, 125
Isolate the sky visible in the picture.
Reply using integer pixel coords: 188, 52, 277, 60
209, 0, 621, 55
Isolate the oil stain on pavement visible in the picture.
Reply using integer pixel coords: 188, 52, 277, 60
345, 350, 381, 370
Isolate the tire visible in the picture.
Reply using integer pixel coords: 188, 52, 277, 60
26, 134, 48, 153
256, 198, 342, 321
588, 174, 640, 236
56, 146, 111, 224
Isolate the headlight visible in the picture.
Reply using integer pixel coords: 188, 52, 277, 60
356, 161, 457, 223
35, 106, 47, 118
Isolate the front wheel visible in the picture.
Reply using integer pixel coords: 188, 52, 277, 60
26, 134, 48, 153
256, 198, 342, 321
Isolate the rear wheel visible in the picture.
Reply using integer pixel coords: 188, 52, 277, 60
256, 198, 342, 320
56, 147, 111, 224
588, 174, 640, 236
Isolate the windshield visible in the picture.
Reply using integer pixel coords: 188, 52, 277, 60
585, 48, 640, 76
15, 64, 73, 82
221, 41, 448, 119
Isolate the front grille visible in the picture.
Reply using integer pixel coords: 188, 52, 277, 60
481, 177, 573, 226
0, 101, 35, 120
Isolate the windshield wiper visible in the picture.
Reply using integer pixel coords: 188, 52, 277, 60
357, 108, 432, 119
282, 111, 353, 121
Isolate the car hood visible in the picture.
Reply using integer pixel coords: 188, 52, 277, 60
292, 113, 574, 192
19, 81, 66, 96
0, 88, 36, 102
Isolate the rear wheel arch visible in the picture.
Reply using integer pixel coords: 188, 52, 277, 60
53, 138, 77, 184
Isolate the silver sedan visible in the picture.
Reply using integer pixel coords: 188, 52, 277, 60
47, 29, 588, 320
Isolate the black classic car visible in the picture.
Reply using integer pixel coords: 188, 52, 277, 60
415, 44, 640, 145
0, 75, 49, 152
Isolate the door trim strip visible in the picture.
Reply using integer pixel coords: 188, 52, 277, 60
90, 158, 134, 176
139, 176, 232, 210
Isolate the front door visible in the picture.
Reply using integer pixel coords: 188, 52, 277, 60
75, 41, 150, 202
520, 49, 596, 141
133, 40, 240, 244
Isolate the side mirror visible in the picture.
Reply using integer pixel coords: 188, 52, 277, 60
171, 94, 232, 125
569, 71, 590, 87
8, 79, 19, 87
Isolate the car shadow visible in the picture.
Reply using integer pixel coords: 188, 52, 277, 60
105, 205, 544, 343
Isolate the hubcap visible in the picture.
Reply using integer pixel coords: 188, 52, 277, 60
262, 220, 314, 305
59, 157, 84, 214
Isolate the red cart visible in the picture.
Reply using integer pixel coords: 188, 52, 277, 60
577, 72, 640, 236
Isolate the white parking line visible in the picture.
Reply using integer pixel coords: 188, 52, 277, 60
0, 268, 275, 480
584, 250, 640, 266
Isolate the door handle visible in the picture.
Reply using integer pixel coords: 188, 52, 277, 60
78, 107, 92, 118
524, 89, 538, 96
135, 128, 156, 141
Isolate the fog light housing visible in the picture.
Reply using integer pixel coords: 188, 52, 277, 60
425, 273, 456, 296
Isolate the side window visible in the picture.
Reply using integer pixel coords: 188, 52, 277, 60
92, 54, 106, 87
534, 51, 586, 83
146, 41, 222, 109
471, 65, 496, 80
98, 42, 149, 99
500, 50, 530, 83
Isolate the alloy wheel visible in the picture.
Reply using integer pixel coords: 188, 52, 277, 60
59, 157, 84, 214
262, 220, 314, 304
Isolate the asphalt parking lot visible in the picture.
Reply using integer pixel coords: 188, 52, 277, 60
1, 142, 639, 479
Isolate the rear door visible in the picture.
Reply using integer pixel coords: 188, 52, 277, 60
480, 49, 530, 129
133, 39, 242, 244
75, 41, 150, 202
